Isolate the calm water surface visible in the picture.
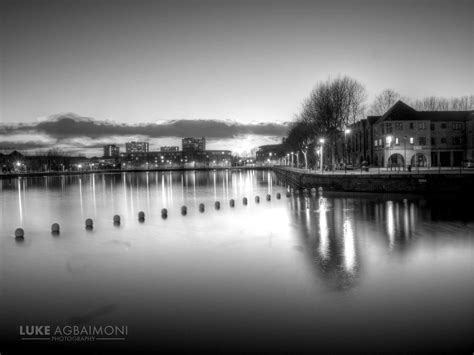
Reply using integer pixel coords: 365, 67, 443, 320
1, 170, 473, 352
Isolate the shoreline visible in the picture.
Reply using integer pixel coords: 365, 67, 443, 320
0, 166, 270, 180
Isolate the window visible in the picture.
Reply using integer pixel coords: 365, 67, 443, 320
395, 138, 399, 145
374, 139, 378, 147
379, 139, 383, 146
453, 137, 462, 145
431, 137, 436, 145
453, 123, 462, 130
409, 123, 414, 129
395, 122, 403, 130
386, 123, 393, 133
409, 137, 414, 144
430, 123, 435, 131
441, 137, 447, 144
418, 137, 426, 145
418, 122, 426, 130
441, 123, 447, 129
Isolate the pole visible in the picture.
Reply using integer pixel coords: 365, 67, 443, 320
344, 132, 347, 174
320, 145, 324, 174
404, 137, 407, 172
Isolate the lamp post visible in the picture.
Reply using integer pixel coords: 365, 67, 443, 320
403, 135, 407, 172
319, 138, 325, 173
386, 135, 393, 171
344, 129, 351, 173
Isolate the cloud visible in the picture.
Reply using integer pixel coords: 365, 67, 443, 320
0, 114, 289, 155
1, 114, 288, 139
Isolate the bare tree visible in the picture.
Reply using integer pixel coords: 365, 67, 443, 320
299, 76, 367, 168
369, 89, 400, 115
411, 95, 473, 111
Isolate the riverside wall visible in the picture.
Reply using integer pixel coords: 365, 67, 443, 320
273, 167, 474, 194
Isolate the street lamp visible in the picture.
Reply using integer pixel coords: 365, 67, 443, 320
386, 135, 393, 170
319, 138, 325, 173
344, 129, 351, 172
403, 135, 407, 171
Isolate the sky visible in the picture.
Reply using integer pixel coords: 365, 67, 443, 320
1, 0, 473, 156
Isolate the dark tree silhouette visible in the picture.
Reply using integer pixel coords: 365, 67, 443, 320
298, 76, 367, 167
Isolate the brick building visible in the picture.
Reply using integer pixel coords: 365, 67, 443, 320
347, 101, 474, 168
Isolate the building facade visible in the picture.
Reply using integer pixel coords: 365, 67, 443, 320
347, 101, 474, 167
160, 146, 179, 152
182, 137, 206, 152
125, 141, 149, 153
256, 142, 292, 165
120, 149, 231, 168
103, 144, 120, 158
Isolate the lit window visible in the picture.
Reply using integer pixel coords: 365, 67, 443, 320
395, 138, 399, 145
409, 137, 414, 144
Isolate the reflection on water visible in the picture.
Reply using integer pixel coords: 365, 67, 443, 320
1, 170, 473, 352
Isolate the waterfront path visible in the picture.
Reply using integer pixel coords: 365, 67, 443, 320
279, 166, 474, 176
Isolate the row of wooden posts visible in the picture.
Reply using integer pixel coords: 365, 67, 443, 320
13, 189, 320, 239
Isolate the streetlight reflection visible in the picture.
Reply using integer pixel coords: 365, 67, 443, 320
343, 219, 356, 273
318, 197, 329, 260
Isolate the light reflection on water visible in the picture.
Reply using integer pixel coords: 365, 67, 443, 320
0, 170, 473, 352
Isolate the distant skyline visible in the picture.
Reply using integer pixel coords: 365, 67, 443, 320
1, 0, 473, 155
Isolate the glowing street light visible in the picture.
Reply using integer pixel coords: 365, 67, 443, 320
319, 138, 325, 173
386, 135, 393, 170
344, 129, 351, 171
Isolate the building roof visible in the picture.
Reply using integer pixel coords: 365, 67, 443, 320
375, 101, 418, 124
375, 100, 473, 124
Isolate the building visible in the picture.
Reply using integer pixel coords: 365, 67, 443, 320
346, 116, 378, 165
119, 143, 231, 168
125, 141, 149, 153
347, 101, 474, 168
256, 142, 291, 165
103, 144, 120, 158
160, 146, 179, 152
182, 137, 206, 152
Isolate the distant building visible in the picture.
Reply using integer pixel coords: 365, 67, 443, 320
103, 144, 120, 158
160, 146, 179, 152
125, 141, 149, 153
182, 137, 206, 152
256, 143, 291, 165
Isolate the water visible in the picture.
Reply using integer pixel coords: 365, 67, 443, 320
1, 170, 473, 352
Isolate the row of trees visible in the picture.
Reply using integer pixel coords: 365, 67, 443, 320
369, 89, 474, 115
285, 76, 473, 169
